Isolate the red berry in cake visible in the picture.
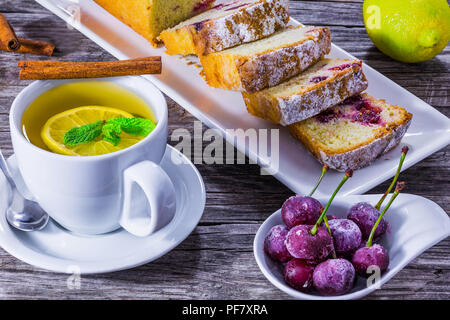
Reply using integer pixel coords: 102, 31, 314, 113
313, 258, 355, 296
284, 259, 315, 292
351, 103, 382, 125
328, 62, 362, 71
193, 20, 207, 32
264, 225, 292, 262
348, 96, 383, 125
193, 0, 216, 13
329, 219, 362, 255
310, 75, 328, 83
281, 196, 323, 228
315, 95, 388, 126
316, 107, 342, 123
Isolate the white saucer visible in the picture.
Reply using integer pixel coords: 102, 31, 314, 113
0, 145, 205, 274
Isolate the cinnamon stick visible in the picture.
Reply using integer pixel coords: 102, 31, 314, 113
0, 13, 20, 51
0, 37, 54, 56
18, 57, 162, 80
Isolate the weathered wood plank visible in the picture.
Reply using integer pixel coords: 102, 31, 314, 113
0, 225, 447, 300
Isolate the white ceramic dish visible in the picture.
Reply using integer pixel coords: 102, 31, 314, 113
35, 0, 450, 198
253, 194, 450, 300
0, 145, 205, 274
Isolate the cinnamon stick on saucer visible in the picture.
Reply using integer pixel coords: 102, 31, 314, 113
0, 13, 20, 51
18, 57, 162, 80
0, 37, 54, 56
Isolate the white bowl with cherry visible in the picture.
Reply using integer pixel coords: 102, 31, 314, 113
253, 147, 450, 300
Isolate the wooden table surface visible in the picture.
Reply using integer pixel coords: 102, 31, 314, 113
0, 0, 448, 300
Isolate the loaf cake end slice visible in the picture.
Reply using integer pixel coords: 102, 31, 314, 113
94, 0, 215, 47
243, 58, 368, 126
288, 94, 413, 171
159, 0, 290, 55
200, 26, 331, 92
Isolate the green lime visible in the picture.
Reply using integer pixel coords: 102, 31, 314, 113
363, 0, 450, 63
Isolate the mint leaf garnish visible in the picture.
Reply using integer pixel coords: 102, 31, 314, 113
101, 122, 122, 146
63, 117, 156, 147
63, 120, 103, 146
107, 117, 156, 137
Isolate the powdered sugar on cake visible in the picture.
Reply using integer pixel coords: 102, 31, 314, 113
197, 0, 289, 54
317, 120, 411, 171
161, 0, 289, 55
236, 27, 331, 92
289, 94, 413, 171
274, 61, 368, 125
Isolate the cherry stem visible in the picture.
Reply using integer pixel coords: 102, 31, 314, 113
309, 165, 334, 257
318, 213, 336, 258
310, 170, 353, 236
367, 182, 405, 247
375, 146, 408, 210
309, 164, 329, 197
330, 248, 337, 259
323, 214, 337, 259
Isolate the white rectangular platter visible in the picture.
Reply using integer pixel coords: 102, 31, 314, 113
35, 0, 450, 197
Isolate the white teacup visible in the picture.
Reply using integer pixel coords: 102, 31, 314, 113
9, 77, 176, 237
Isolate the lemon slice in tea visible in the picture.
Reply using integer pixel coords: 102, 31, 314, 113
41, 106, 148, 156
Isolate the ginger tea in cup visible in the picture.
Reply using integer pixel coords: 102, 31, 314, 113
21, 81, 157, 156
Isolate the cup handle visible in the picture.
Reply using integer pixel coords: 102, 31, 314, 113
120, 161, 176, 237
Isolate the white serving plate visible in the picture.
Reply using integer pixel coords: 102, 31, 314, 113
253, 194, 450, 300
35, 0, 450, 197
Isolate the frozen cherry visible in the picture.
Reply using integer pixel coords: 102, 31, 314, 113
264, 225, 292, 262
281, 196, 323, 228
348, 146, 409, 239
347, 202, 386, 239
281, 165, 329, 228
313, 258, 355, 296
352, 244, 389, 277
329, 219, 362, 255
286, 170, 354, 261
285, 225, 334, 260
284, 259, 315, 292
352, 182, 405, 277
